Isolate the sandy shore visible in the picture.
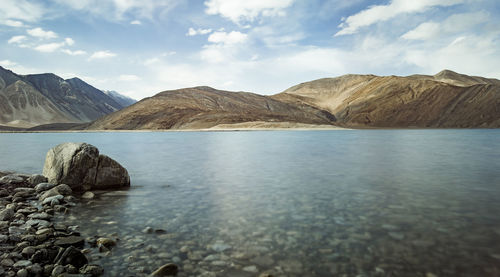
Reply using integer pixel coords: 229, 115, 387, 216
0, 121, 348, 133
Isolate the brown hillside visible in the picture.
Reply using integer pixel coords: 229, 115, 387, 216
87, 86, 336, 130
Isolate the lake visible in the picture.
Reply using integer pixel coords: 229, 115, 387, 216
1, 130, 500, 276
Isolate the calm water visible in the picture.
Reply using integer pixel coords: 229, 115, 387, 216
1, 130, 500, 276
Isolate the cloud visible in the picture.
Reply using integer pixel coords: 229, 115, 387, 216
0, 60, 17, 67
187, 27, 213, 36
54, 0, 179, 21
33, 42, 66, 53
0, 0, 44, 22
27, 27, 58, 39
335, 0, 464, 36
130, 20, 142, 25
61, 49, 87, 55
208, 31, 248, 45
204, 0, 294, 23
3, 19, 24, 27
402, 11, 490, 40
118, 74, 141, 81
8, 35, 27, 44
65, 38, 75, 46
404, 35, 500, 76
89, 50, 117, 60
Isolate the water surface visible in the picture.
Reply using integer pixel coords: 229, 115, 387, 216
1, 130, 500, 276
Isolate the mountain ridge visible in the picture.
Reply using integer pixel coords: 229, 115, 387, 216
0, 66, 134, 127
88, 69, 500, 130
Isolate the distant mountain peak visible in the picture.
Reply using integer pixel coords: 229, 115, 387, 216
0, 67, 132, 128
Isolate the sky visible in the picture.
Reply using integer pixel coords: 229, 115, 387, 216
0, 0, 499, 100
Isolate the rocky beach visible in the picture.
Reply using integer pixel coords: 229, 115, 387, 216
0, 143, 179, 277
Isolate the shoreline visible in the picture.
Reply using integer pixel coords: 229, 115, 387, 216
0, 171, 109, 276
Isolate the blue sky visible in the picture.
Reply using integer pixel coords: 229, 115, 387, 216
1, 0, 499, 99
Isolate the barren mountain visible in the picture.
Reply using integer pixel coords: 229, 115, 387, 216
0, 66, 132, 127
87, 86, 336, 130
274, 70, 500, 128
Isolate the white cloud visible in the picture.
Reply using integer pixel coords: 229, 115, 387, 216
61, 49, 87, 56
335, 0, 464, 36
208, 31, 248, 45
54, 0, 179, 21
404, 35, 500, 76
144, 57, 160, 65
8, 35, 27, 44
65, 38, 75, 46
187, 27, 213, 36
34, 42, 66, 53
0, 0, 44, 22
89, 50, 117, 60
205, 0, 294, 23
27, 27, 58, 39
118, 74, 141, 81
3, 19, 24, 27
0, 60, 17, 67
130, 20, 142, 25
401, 22, 440, 40
402, 11, 490, 40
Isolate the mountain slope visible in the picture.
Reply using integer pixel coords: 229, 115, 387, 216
0, 66, 130, 127
274, 70, 500, 128
87, 86, 336, 130
103, 90, 137, 107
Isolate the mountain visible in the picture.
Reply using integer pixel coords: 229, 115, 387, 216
0, 66, 129, 127
273, 70, 500, 128
87, 86, 336, 130
103, 90, 137, 107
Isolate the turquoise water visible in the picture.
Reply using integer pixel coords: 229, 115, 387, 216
1, 130, 500, 276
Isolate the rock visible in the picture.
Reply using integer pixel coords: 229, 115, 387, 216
31, 249, 48, 263
42, 195, 64, 205
0, 234, 8, 242
28, 175, 48, 186
0, 174, 25, 185
0, 189, 9, 197
0, 208, 14, 221
42, 142, 130, 190
21, 246, 36, 258
35, 183, 57, 193
16, 268, 28, 277
81, 191, 94, 199
51, 265, 65, 277
388, 232, 405, 240
210, 242, 231, 252
1, 258, 14, 267
142, 227, 153, 234
55, 184, 72, 195
44, 264, 54, 276
28, 212, 50, 220
13, 260, 32, 269
96, 238, 116, 248
150, 263, 178, 276
242, 265, 258, 273
94, 155, 130, 189
28, 263, 43, 275
55, 246, 88, 268
54, 236, 85, 248
79, 264, 104, 276
39, 189, 62, 202
65, 264, 78, 273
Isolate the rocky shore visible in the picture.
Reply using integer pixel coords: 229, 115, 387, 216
0, 142, 179, 276
0, 171, 107, 276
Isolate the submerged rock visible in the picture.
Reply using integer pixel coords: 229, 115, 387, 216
42, 142, 130, 191
150, 263, 178, 276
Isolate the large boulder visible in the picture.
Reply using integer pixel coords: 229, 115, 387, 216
42, 143, 130, 191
